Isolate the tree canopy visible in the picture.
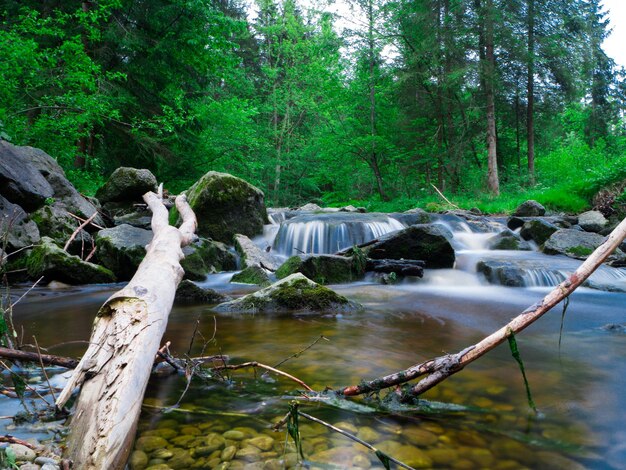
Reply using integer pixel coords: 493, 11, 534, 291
1, 0, 625, 211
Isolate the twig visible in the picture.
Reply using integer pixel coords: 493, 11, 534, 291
0, 360, 51, 406
10, 276, 44, 309
273, 335, 329, 369
0, 435, 36, 449
430, 184, 460, 209
67, 212, 105, 230
213, 362, 314, 392
64, 212, 98, 253
340, 215, 626, 399
33, 336, 57, 403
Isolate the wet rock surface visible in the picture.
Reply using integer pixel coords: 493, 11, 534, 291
364, 224, 455, 268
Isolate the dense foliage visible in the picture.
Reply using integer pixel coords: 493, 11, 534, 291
1, 0, 625, 212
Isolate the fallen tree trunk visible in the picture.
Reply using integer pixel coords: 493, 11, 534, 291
365, 259, 425, 277
340, 216, 626, 400
55, 192, 197, 469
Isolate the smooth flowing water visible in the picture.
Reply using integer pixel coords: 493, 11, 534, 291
7, 213, 626, 469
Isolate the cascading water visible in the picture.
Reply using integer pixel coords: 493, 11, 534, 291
272, 212, 405, 256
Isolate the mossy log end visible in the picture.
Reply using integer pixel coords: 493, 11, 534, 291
55, 191, 197, 470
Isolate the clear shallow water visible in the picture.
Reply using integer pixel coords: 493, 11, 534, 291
8, 274, 626, 469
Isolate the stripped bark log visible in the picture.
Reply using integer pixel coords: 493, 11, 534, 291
55, 192, 197, 469
340, 216, 626, 399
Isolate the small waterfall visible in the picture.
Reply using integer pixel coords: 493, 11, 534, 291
430, 213, 505, 251
273, 212, 405, 256
470, 251, 626, 291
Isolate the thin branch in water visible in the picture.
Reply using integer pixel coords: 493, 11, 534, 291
10, 276, 44, 310
33, 336, 57, 403
213, 361, 314, 392
273, 335, 329, 369
0, 359, 50, 407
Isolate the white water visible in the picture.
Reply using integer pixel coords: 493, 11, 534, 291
272, 213, 405, 255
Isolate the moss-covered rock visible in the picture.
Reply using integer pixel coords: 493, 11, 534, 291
230, 266, 271, 286
543, 228, 626, 262
181, 238, 237, 281
215, 273, 362, 314
275, 254, 364, 284
364, 224, 455, 268
175, 280, 229, 304
520, 219, 559, 245
275, 256, 303, 279
486, 229, 531, 250
96, 167, 158, 204
26, 237, 115, 284
31, 203, 93, 255
96, 224, 153, 280
173, 171, 267, 243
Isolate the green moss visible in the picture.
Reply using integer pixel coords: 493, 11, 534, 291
566, 245, 594, 257
230, 266, 270, 286
275, 256, 303, 279
269, 278, 348, 310
26, 237, 116, 284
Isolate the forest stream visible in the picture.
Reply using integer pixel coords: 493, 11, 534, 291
6, 212, 626, 470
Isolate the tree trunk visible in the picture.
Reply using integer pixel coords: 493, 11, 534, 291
527, 0, 535, 184
484, 0, 499, 195
55, 192, 197, 469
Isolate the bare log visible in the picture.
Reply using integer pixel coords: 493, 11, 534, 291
340, 216, 626, 399
55, 192, 197, 469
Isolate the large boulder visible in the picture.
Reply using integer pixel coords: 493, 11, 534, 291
214, 273, 362, 314
519, 219, 559, 246
95, 167, 158, 204
0, 141, 54, 211
179, 171, 267, 243
95, 224, 153, 280
25, 237, 115, 284
275, 254, 365, 284
577, 210, 608, 233
364, 224, 455, 268
0, 195, 40, 252
234, 234, 281, 271
543, 228, 626, 262
512, 200, 545, 217
0, 142, 102, 227
181, 238, 237, 280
